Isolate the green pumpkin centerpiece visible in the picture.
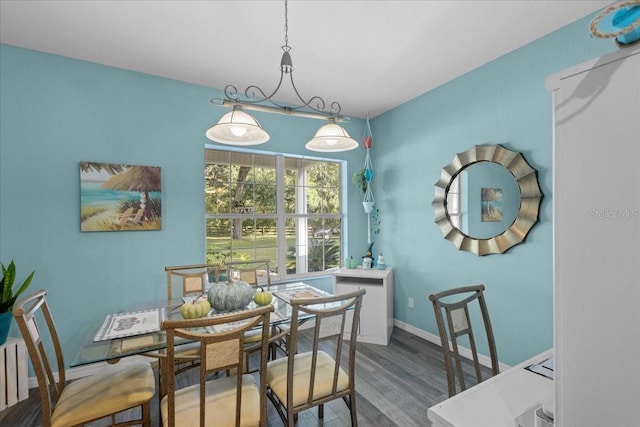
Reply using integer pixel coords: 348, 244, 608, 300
207, 279, 254, 312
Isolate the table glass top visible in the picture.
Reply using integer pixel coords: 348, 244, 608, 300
71, 282, 330, 367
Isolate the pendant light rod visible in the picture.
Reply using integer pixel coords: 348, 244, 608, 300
211, 99, 347, 123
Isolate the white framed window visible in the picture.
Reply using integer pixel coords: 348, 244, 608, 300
205, 148, 344, 280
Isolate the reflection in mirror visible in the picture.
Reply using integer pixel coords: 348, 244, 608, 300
449, 162, 520, 239
433, 144, 542, 256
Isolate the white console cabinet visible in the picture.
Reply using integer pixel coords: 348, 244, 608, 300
333, 267, 393, 345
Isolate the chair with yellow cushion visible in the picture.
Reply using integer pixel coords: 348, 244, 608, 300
160, 304, 274, 427
266, 288, 366, 427
13, 289, 155, 427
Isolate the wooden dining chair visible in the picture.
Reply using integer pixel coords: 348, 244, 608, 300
266, 288, 366, 427
157, 263, 225, 395
12, 289, 156, 427
225, 259, 271, 288
166, 263, 224, 303
429, 284, 499, 397
160, 304, 274, 427
225, 259, 285, 367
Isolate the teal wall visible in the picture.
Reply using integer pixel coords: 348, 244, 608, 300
0, 12, 615, 368
370, 13, 614, 365
0, 44, 365, 364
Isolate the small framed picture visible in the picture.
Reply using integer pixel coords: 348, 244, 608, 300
481, 188, 503, 222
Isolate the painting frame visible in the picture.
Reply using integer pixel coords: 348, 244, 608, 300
80, 161, 162, 232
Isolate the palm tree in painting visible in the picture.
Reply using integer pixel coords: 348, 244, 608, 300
80, 162, 125, 175
101, 166, 161, 222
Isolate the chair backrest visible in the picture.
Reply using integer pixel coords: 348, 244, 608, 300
285, 288, 365, 412
429, 284, 499, 397
226, 259, 271, 288
12, 289, 66, 426
165, 263, 224, 302
162, 304, 274, 427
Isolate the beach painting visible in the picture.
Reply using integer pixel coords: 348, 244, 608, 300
481, 187, 503, 222
80, 161, 162, 232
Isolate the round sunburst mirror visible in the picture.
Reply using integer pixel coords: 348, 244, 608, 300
432, 144, 543, 256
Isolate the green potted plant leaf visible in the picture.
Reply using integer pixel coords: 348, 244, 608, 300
1, 260, 35, 345
352, 168, 367, 193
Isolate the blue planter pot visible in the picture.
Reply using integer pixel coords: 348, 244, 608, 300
0, 311, 13, 345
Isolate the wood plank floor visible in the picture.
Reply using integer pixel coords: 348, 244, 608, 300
0, 327, 487, 426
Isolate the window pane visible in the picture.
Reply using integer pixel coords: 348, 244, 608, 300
284, 168, 297, 186
323, 162, 340, 214
255, 184, 276, 214
308, 235, 341, 272
256, 218, 277, 268
254, 154, 276, 185
206, 218, 232, 264
284, 184, 297, 213
284, 158, 302, 214
286, 217, 342, 274
232, 218, 256, 261
231, 164, 253, 184
205, 162, 232, 213
304, 160, 340, 214
306, 187, 322, 214
285, 218, 298, 274
232, 183, 254, 214
305, 161, 322, 214
305, 218, 341, 272
322, 187, 340, 214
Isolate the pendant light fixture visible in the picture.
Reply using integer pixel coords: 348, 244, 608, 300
206, 0, 358, 152
205, 105, 269, 145
305, 117, 358, 152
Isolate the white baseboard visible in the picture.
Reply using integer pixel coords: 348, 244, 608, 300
393, 319, 511, 372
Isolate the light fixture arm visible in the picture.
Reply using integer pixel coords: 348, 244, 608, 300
212, 0, 343, 119
207, 0, 357, 152
213, 99, 345, 122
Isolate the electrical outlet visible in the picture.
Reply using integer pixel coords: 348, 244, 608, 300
408, 297, 414, 309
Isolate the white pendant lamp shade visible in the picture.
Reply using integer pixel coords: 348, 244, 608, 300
305, 118, 359, 152
206, 106, 270, 145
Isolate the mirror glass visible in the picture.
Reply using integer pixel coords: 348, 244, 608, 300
448, 162, 520, 239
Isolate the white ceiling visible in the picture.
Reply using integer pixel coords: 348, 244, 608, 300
0, 0, 612, 119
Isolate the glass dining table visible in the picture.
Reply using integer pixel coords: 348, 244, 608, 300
70, 281, 330, 368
